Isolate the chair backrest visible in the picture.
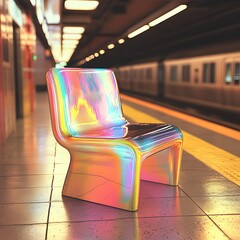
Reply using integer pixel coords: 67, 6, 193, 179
46, 68, 127, 138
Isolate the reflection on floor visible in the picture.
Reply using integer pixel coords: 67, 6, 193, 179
0, 93, 239, 240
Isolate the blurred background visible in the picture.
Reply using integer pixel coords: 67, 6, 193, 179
0, 0, 240, 145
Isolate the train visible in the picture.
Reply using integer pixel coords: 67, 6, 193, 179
113, 52, 240, 115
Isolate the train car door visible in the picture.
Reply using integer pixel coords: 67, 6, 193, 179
13, 21, 23, 118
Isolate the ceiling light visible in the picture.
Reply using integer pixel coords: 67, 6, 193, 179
149, 4, 187, 27
63, 33, 82, 40
107, 44, 115, 49
118, 39, 125, 44
44, 0, 60, 24
52, 47, 62, 62
62, 49, 75, 56
65, 0, 99, 11
30, 0, 35, 6
62, 45, 77, 49
52, 33, 61, 39
94, 53, 99, 57
79, 60, 86, 65
128, 25, 150, 39
61, 56, 71, 62
62, 39, 79, 45
62, 47, 75, 52
63, 26, 85, 34
99, 49, 105, 54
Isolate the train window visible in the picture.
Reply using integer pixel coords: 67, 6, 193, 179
124, 71, 128, 79
203, 63, 215, 83
210, 63, 215, 83
146, 68, 152, 80
225, 63, 232, 84
203, 64, 208, 83
139, 70, 144, 80
182, 65, 190, 82
132, 70, 137, 80
170, 65, 178, 81
234, 63, 240, 85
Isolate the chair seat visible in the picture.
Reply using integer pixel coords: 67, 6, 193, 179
71, 123, 182, 153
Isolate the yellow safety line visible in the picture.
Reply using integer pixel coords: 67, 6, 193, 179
122, 103, 240, 186
121, 94, 240, 141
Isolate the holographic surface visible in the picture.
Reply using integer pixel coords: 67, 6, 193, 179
46, 68, 183, 211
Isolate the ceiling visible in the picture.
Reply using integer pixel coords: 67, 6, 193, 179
19, 0, 240, 68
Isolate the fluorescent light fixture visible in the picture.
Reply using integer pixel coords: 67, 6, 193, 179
62, 56, 71, 62
36, 2, 44, 24
118, 38, 125, 44
149, 4, 187, 27
52, 46, 62, 62
63, 33, 82, 40
62, 48, 75, 59
52, 33, 61, 39
62, 47, 75, 52
108, 44, 115, 49
45, 14, 60, 24
79, 60, 86, 65
42, 20, 48, 34
62, 39, 79, 45
63, 26, 85, 34
128, 25, 150, 39
65, 0, 99, 10
44, 0, 60, 24
99, 49, 105, 54
94, 52, 99, 57
30, 0, 36, 6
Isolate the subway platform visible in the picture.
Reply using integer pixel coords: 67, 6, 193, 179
0, 92, 239, 240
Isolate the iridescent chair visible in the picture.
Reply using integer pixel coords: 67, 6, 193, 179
46, 68, 183, 211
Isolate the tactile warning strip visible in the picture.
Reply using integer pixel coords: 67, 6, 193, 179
122, 99, 240, 186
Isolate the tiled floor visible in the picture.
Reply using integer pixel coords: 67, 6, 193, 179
0, 93, 239, 240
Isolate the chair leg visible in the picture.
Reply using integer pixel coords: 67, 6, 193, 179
140, 141, 183, 185
62, 147, 141, 211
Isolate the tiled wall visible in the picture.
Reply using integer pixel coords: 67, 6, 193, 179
0, 0, 53, 145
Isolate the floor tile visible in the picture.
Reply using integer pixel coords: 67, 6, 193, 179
0, 175, 53, 188
211, 215, 240, 240
53, 174, 66, 188
0, 224, 46, 240
0, 164, 54, 176
5, 155, 55, 164
137, 197, 204, 217
49, 196, 204, 223
180, 152, 209, 170
139, 181, 186, 198
179, 178, 240, 197
51, 187, 63, 202
55, 145, 70, 164
0, 203, 49, 225
192, 196, 240, 215
47, 216, 229, 240
54, 164, 69, 174
0, 187, 51, 203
